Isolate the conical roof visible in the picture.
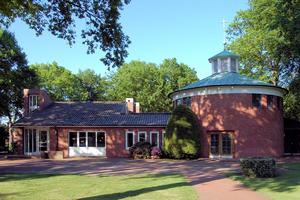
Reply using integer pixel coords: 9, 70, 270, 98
208, 50, 240, 62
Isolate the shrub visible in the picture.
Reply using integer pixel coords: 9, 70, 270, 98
240, 157, 276, 178
151, 146, 162, 158
163, 105, 202, 159
129, 142, 151, 159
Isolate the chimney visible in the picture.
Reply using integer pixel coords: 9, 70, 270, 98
24, 88, 53, 116
125, 98, 140, 113
135, 102, 140, 113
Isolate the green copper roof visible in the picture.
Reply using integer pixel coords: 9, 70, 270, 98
208, 50, 240, 61
181, 72, 274, 90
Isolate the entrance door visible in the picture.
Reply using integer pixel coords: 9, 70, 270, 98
210, 132, 233, 158
24, 128, 49, 155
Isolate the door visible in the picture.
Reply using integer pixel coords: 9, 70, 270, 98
39, 130, 49, 152
24, 129, 38, 155
210, 132, 233, 158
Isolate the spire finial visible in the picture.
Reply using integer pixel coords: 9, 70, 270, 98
222, 18, 228, 49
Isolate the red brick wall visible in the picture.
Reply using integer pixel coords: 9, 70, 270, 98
53, 127, 165, 158
191, 93, 284, 158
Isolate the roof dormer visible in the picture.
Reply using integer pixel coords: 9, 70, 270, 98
208, 50, 240, 74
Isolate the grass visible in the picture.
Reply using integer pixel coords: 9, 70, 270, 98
226, 163, 300, 200
0, 173, 198, 200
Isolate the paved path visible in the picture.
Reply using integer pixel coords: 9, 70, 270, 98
0, 158, 269, 200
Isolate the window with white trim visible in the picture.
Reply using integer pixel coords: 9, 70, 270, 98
69, 131, 106, 148
138, 131, 147, 142
150, 132, 159, 147
126, 131, 135, 149
29, 95, 39, 112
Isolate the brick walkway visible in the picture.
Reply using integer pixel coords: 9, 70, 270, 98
0, 158, 269, 200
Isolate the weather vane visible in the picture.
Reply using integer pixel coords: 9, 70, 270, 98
222, 18, 228, 49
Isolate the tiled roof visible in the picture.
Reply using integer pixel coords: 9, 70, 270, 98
14, 102, 170, 127
208, 50, 240, 61
181, 72, 274, 90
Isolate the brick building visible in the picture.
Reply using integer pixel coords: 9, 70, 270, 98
12, 50, 287, 159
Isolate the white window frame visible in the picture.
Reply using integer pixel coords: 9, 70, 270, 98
29, 95, 39, 112
138, 131, 147, 142
150, 131, 159, 147
68, 131, 106, 148
125, 131, 135, 150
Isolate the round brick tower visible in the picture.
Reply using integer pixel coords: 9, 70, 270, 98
169, 50, 287, 159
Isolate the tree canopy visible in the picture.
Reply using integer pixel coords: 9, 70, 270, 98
227, 0, 300, 86
0, 0, 131, 68
0, 29, 37, 123
284, 75, 300, 121
108, 59, 198, 112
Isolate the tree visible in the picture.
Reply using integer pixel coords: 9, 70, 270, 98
227, 0, 293, 86
107, 59, 198, 112
31, 62, 80, 101
284, 75, 300, 121
107, 60, 160, 112
0, 0, 131, 68
0, 29, 37, 148
76, 69, 108, 101
273, 0, 300, 75
163, 105, 202, 159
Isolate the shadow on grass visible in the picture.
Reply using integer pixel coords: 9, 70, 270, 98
78, 182, 189, 200
227, 163, 300, 193
0, 173, 60, 183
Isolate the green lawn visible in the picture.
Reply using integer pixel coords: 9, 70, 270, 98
0, 173, 197, 200
227, 163, 300, 200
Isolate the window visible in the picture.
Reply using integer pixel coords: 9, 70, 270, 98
230, 58, 237, 72
186, 97, 191, 108
79, 132, 86, 147
252, 94, 261, 108
222, 134, 232, 155
150, 132, 159, 147
88, 132, 96, 147
176, 99, 182, 106
221, 58, 228, 71
213, 60, 218, 73
39, 130, 48, 151
267, 95, 273, 108
162, 131, 165, 146
138, 132, 147, 142
29, 95, 39, 112
126, 131, 134, 149
69, 132, 77, 147
277, 96, 282, 110
97, 132, 105, 147
24, 128, 37, 153
210, 134, 219, 155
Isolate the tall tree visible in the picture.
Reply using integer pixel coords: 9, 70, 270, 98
0, 29, 37, 148
227, 0, 287, 86
0, 0, 131, 68
31, 62, 80, 101
284, 75, 300, 121
76, 69, 108, 101
108, 59, 198, 112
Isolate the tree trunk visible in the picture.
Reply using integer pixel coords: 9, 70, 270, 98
8, 121, 13, 153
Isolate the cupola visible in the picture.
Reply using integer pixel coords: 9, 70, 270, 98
208, 50, 240, 74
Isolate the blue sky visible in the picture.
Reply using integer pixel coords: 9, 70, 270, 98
9, 0, 248, 79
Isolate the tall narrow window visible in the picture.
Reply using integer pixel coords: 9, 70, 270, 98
221, 58, 228, 72
29, 95, 39, 112
213, 60, 218, 73
277, 96, 282, 110
97, 132, 105, 147
69, 132, 77, 147
126, 131, 134, 149
88, 132, 96, 147
79, 132, 86, 147
186, 97, 191, 108
150, 132, 159, 147
230, 58, 237, 72
210, 134, 219, 155
138, 132, 146, 142
267, 95, 273, 108
252, 94, 261, 108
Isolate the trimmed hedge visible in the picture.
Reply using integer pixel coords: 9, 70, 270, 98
129, 142, 151, 159
240, 157, 276, 178
163, 105, 202, 159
